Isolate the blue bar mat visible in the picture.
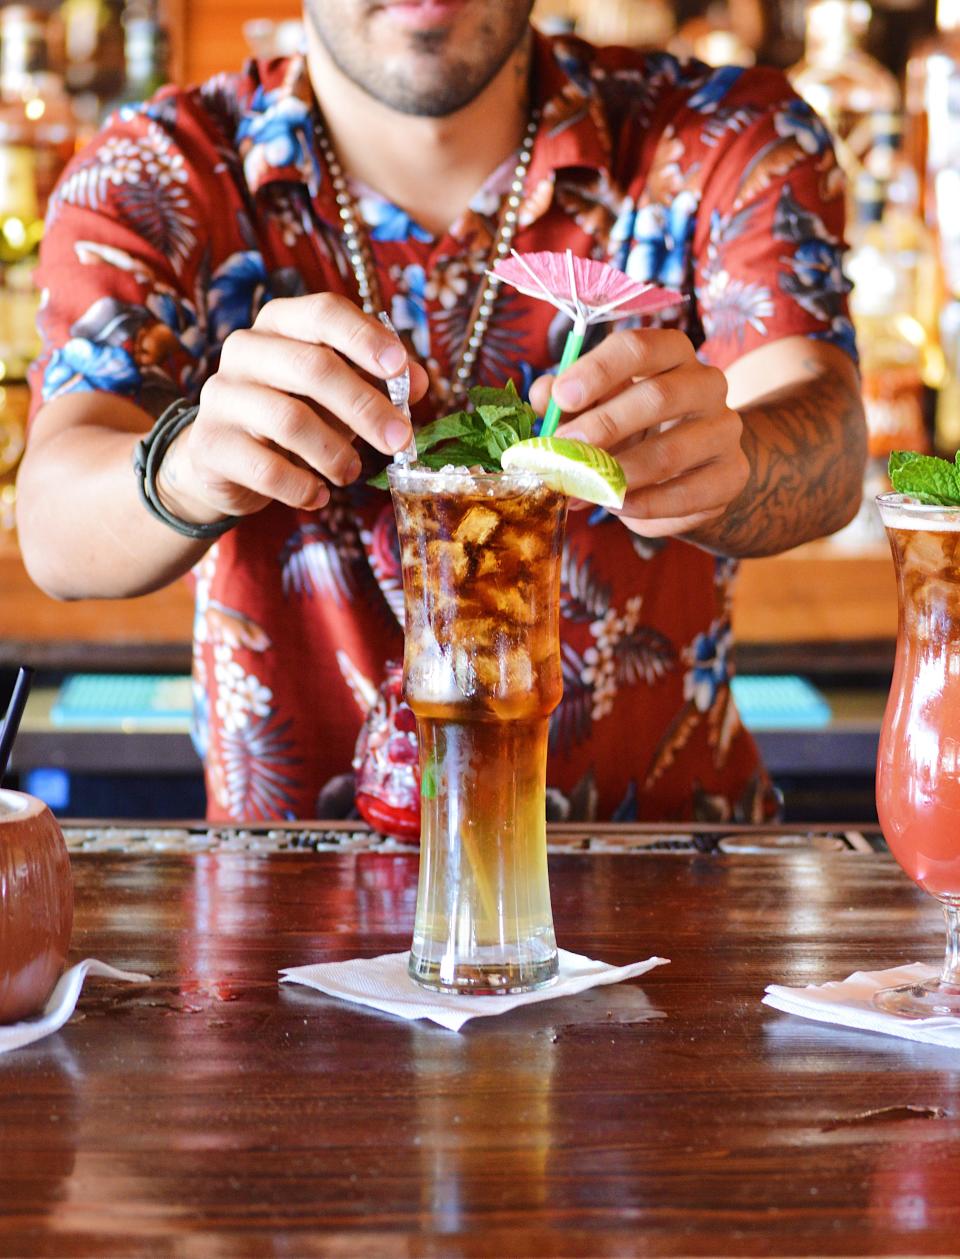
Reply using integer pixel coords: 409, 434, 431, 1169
730, 675, 832, 730
50, 674, 193, 730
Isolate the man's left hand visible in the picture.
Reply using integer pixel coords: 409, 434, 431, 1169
529, 328, 749, 537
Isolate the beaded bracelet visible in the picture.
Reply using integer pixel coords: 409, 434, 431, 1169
132, 399, 238, 541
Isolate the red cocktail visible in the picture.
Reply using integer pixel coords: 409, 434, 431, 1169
875, 493, 960, 1016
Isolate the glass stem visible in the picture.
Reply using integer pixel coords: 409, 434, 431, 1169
941, 902, 960, 987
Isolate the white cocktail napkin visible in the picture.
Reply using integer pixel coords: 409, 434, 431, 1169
281, 949, 670, 1031
0, 959, 151, 1055
763, 963, 960, 1048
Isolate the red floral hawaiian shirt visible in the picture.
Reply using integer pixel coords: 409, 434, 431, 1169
30, 33, 855, 824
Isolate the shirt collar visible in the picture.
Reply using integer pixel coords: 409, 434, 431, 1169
234, 33, 613, 214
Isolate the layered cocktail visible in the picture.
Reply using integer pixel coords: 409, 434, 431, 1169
389, 465, 567, 994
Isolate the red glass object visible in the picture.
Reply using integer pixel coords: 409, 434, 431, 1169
0, 789, 73, 1024
354, 662, 421, 841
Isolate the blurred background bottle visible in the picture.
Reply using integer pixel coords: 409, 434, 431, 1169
836, 111, 936, 542
905, 0, 960, 449
0, 6, 75, 381
104, 0, 170, 115
0, 5, 76, 529
789, 0, 900, 186
58, 0, 125, 138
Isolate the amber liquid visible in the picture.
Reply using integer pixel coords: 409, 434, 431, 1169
391, 470, 566, 993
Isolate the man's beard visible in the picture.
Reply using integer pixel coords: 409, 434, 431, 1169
303, 1, 534, 117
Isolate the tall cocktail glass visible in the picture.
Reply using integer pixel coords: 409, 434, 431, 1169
388, 465, 567, 994
875, 492, 960, 1016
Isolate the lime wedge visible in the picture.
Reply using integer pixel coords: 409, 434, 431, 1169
501, 437, 627, 509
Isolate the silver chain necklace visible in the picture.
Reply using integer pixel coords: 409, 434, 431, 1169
314, 110, 540, 402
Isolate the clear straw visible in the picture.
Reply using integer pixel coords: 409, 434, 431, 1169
378, 312, 417, 466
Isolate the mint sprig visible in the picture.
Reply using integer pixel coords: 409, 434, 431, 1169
889, 450, 960, 506
369, 379, 535, 489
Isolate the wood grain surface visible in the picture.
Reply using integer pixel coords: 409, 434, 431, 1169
1, 843, 958, 1256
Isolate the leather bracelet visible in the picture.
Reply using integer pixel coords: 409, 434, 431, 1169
132, 399, 238, 541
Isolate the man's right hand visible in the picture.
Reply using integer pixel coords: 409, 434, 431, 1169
156, 293, 429, 525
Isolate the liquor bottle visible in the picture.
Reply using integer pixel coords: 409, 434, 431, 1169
789, 0, 899, 181
59, 0, 126, 100
906, 2, 960, 452
0, 6, 76, 383
859, 112, 943, 388
905, 0, 960, 293
672, 0, 765, 67
575, 0, 674, 48
839, 113, 937, 545
105, 2, 170, 115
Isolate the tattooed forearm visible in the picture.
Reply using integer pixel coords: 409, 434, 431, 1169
689, 363, 867, 558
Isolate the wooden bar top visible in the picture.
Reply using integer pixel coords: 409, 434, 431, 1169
1, 829, 958, 1256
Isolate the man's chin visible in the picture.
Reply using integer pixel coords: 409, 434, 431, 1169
360, 76, 480, 118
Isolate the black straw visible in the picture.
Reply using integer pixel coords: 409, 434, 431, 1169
0, 667, 34, 785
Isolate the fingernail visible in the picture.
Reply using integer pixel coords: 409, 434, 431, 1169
556, 378, 583, 409
385, 419, 411, 452
344, 454, 362, 481
378, 342, 406, 373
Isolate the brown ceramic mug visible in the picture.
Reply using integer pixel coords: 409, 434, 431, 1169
0, 789, 73, 1024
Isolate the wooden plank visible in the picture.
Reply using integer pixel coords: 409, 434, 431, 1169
174, 0, 302, 85
0, 531, 193, 648
733, 539, 898, 644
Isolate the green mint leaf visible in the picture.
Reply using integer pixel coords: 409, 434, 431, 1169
515, 403, 535, 442
413, 410, 482, 454
476, 404, 519, 426
369, 378, 532, 489
484, 418, 522, 462
367, 467, 390, 490
888, 450, 960, 505
417, 443, 500, 472
468, 380, 521, 409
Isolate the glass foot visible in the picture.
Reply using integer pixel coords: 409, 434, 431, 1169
408, 952, 559, 996
873, 979, 960, 1019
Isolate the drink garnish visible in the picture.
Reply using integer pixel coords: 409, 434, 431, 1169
501, 436, 627, 509
889, 450, 960, 506
369, 379, 535, 487
491, 249, 682, 436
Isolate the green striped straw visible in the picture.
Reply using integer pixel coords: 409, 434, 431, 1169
540, 314, 587, 438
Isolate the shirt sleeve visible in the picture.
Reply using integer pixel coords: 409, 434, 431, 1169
28, 94, 213, 424
688, 68, 857, 372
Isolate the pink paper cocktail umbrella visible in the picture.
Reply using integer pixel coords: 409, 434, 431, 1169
491, 249, 683, 435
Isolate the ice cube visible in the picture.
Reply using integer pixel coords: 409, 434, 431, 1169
406, 628, 461, 702
452, 646, 477, 696
471, 651, 503, 692
486, 583, 538, 625
499, 525, 545, 565
453, 506, 501, 547
904, 529, 949, 576
501, 647, 534, 692
426, 539, 470, 583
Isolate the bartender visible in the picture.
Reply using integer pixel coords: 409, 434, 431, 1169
16, 0, 865, 823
